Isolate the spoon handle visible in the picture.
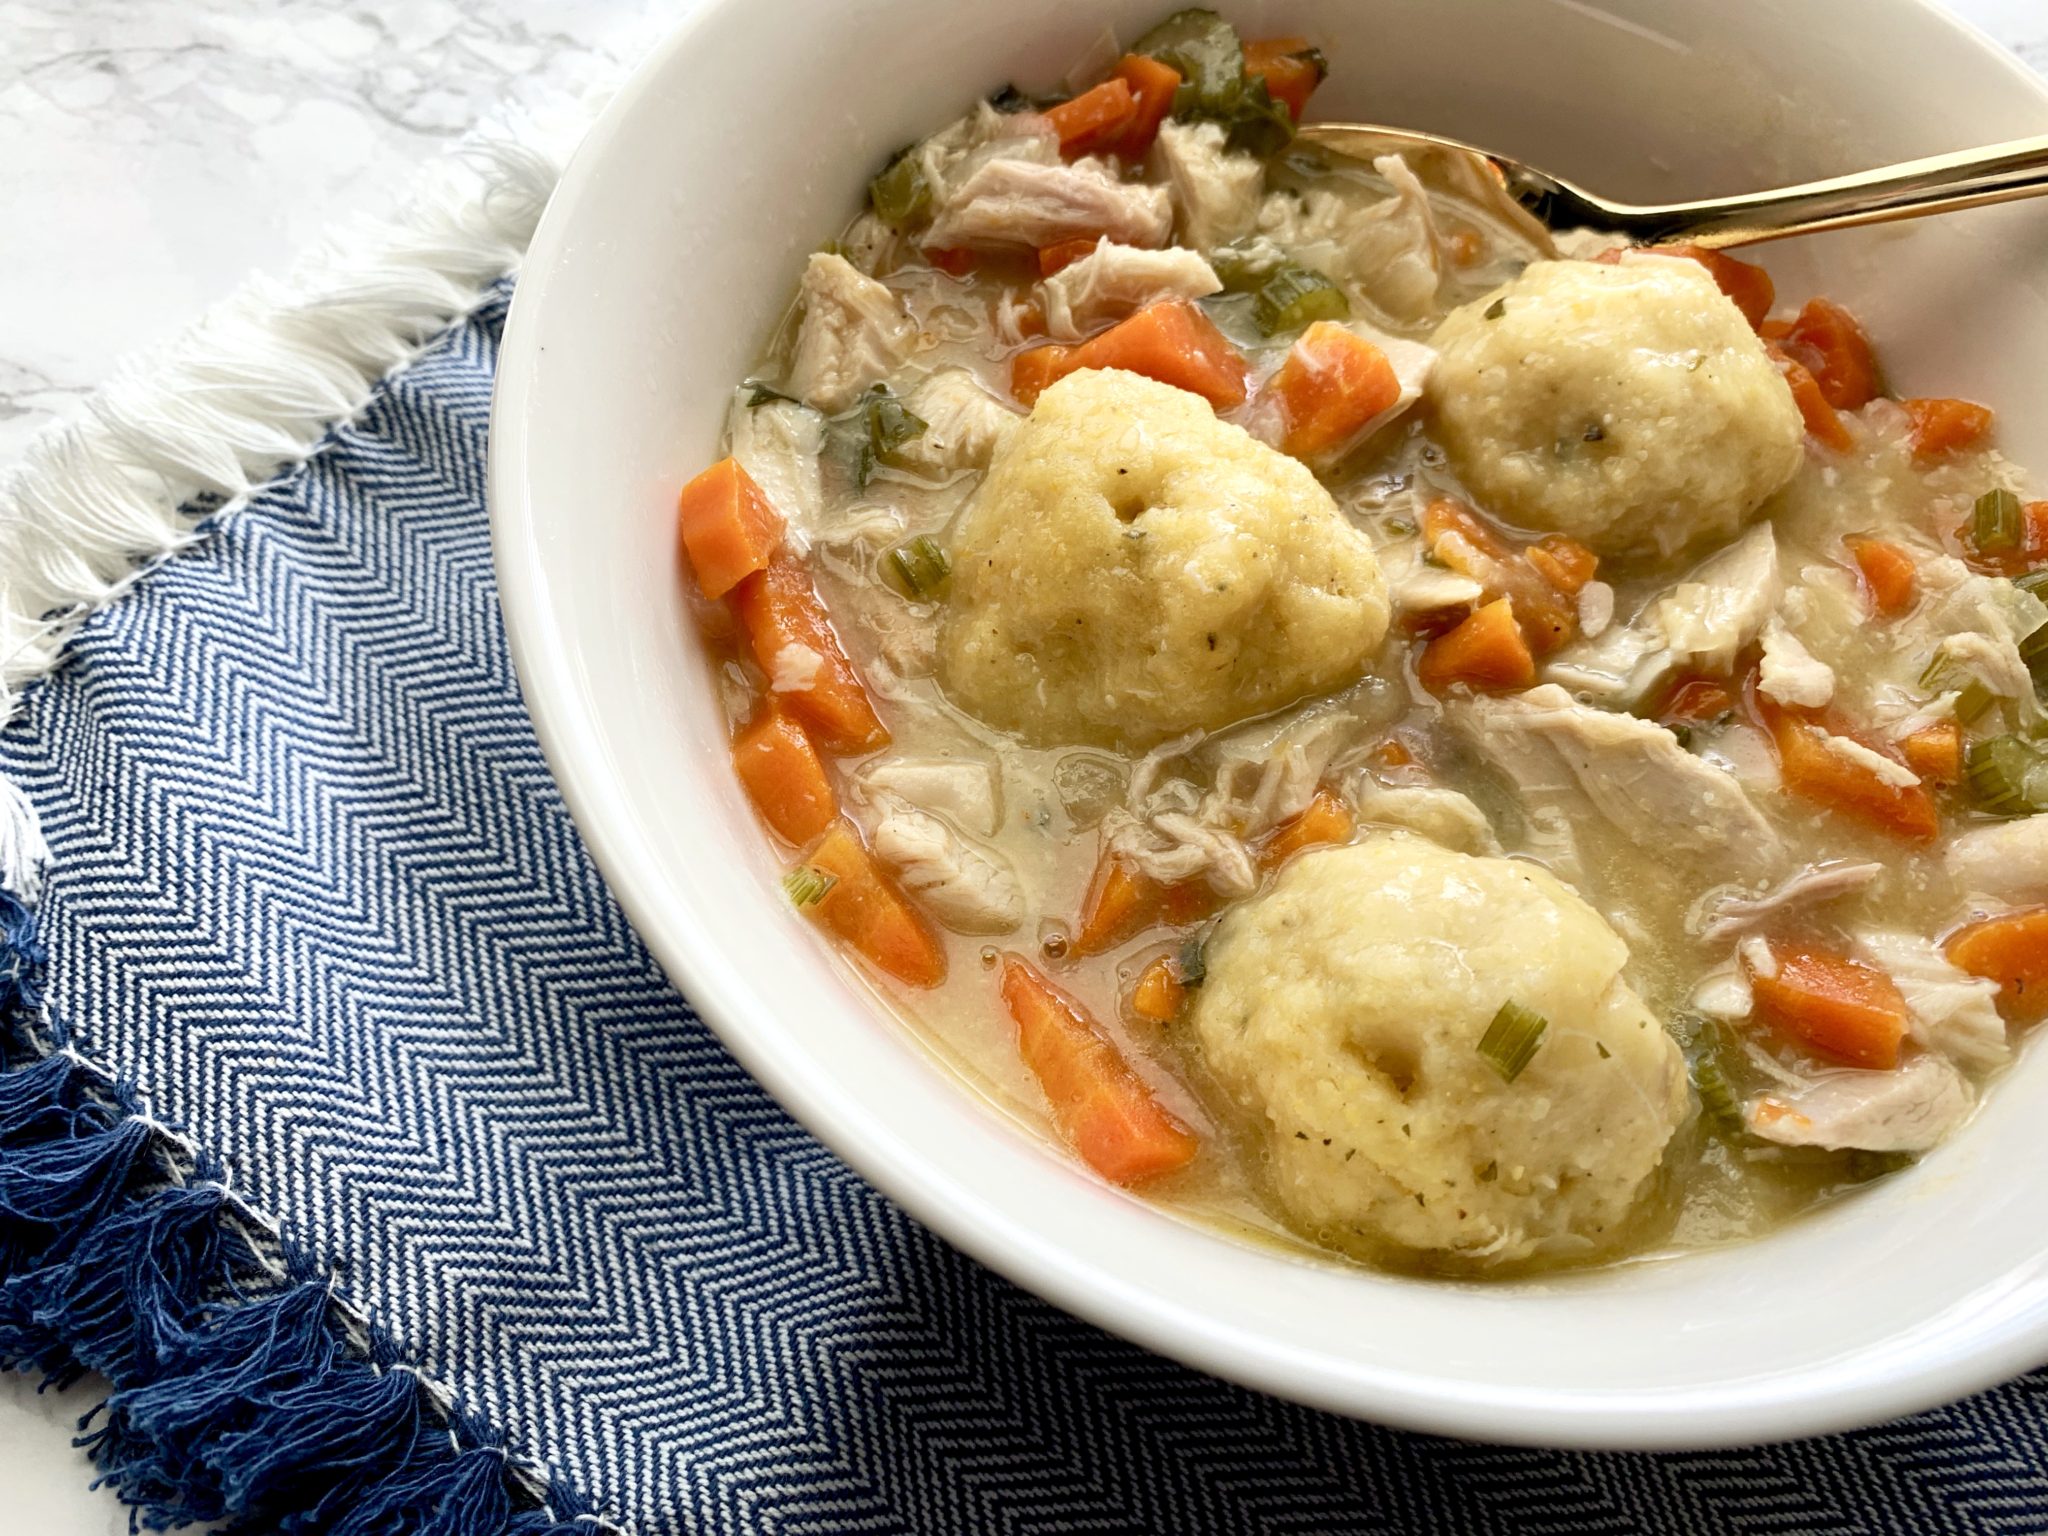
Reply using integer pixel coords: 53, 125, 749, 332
1624, 136, 2048, 249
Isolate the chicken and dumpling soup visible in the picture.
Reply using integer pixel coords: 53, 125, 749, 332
674, 9, 2048, 1275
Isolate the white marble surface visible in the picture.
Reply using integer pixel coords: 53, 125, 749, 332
1, 0, 2046, 1529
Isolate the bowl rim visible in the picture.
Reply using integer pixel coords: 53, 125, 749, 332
489, 0, 2048, 1449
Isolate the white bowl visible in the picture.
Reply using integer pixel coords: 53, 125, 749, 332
490, 0, 2048, 1447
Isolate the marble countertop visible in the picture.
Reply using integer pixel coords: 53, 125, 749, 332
3, 0, 2046, 1530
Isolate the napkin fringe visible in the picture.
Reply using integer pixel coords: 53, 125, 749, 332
0, 877, 611, 1534
0, 116, 577, 722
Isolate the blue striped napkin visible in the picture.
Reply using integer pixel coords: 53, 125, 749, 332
3, 285, 2046, 1535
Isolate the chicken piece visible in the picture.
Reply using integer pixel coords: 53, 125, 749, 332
1757, 617, 1836, 709
724, 389, 825, 547
912, 102, 1060, 204
923, 156, 1173, 253
1453, 683, 1786, 882
1746, 1052, 1973, 1154
1345, 776, 1501, 855
1200, 708, 1356, 840
865, 791, 1024, 934
1548, 524, 1781, 705
1101, 801, 1259, 896
858, 757, 1000, 838
1946, 815, 2048, 905
1852, 928, 2009, 1073
785, 253, 917, 414
886, 369, 1019, 477
1385, 547, 1484, 628
1256, 155, 1443, 323
1691, 861, 1883, 943
1148, 120, 1265, 251
1041, 240, 1223, 340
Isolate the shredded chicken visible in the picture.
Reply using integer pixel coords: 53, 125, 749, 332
1689, 961, 1753, 1021
768, 644, 824, 694
859, 758, 1000, 838
1852, 928, 2010, 1073
925, 156, 1172, 252
889, 369, 1020, 476
1690, 861, 1883, 943
1148, 120, 1264, 251
725, 390, 825, 547
1758, 618, 1835, 709
865, 791, 1024, 934
1384, 548, 1483, 626
786, 253, 917, 414
1821, 733, 1919, 789
1040, 240, 1222, 340
1256, 154, 1442, 322
1548, 524, 1780, 705
1577, 581, 1615, 640
1946, 815, 2048, 904
1345, 775, 1501, 855
1746, 1052, 1973, 1154
1454, 684, 1787, 883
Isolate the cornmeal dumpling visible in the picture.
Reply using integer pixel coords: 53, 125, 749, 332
937, 368, 1390, 749
1427, 258, 1804, 561
1190, 836, 1691, 1268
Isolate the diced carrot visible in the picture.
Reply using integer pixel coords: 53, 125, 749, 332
677, 457, 784, 600
1655, 676, 1736, 727
1109, 54, 1180, 157
1758, 697, 1939, 842
1946, 908, 2048, 1018
1422, 499, 1581, 657
1417, 598, 1536, 695
1782, 298, 1880, 410
1037, 237, 1101, 277
1009, 299, 1250, 410
1243, 37, 1327, 122
1769, 345, 1853, 451
1130, 957, 1187, 1023
1071, 853, 1214, 956
1265, 321, 1402, 460
1902, 397, 1994, 462
1001, 956, 1199, 1183
1261, 788, 1356, 869
924, 247, 979, 278
732, 706, 837, 845
1527, 535, 1599, 597
729, 555, 889, 754
1370, 737, 1415, 770
803, 821, 946, 988
1596, 243, 1775, 330
1445, 227, 1485, 267
1846, 535, 1918, 617
1760, 317, 1794, 341
1745, 937, 1909, 1070
1045, 77, 1137, 159
1971, 499, 2048, 576
1901, 719, 1964, 787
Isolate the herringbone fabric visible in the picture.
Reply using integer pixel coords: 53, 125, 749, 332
8, 288, 2048, 1534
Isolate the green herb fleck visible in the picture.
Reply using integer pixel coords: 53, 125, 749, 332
1483, 297, 1507, 320
744, 380, 799, 409
1176, 935, 1208, 988
1249, 264, 1349, 335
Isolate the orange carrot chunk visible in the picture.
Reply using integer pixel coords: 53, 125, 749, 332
803, 821, 946, 988
732, 706, 838, 846
1009, 299, 1250, 410
1243, 37, 1327, 122
1261, 788, 1356, 869
1037, 237, 1101, 277
1655, 675, 1737, 728
1265, 321, 1403, 460
1902, 397, 1994, 462
677, 457, 784, 600
1745, 937, 1909, 1070
1001, 956, 1200, 1184
1072, 856, 1157, 957
1109, 54, 1180, 157
1526, 535, 1600, 597
1760, 701, 1939, 843
730, 555, 889, 754
1130, 957, 1187, 1023
1946, 908, 2048, 1019
1783, 298, 1880, 410
1417, 598, 1537, 695
1846, 535, 1918, 617
1901, 719, 1964, 787
1596, 244, 1775, 330
1770, 346, 1853, 451
1045, 78, 1138, 159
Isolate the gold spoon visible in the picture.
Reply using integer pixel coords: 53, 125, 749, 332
1296, 124, 2048, 249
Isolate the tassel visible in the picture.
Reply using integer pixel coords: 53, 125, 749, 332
208, 1358, 429, 1531
0, 888, 46, 1061
6, 1177, 246, 1384
327, 1443, 513, 1536
0, 1114, 155, 1272
0, 1050, 92, 1148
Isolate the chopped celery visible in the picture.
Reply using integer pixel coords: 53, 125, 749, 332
1477, 1000, 1548, 1083
1973, 487, 2023, 554
1966, 734, 2044, 816
1134, 7, 1295, 156
1250, 265, 1350, 335
869, 150, 932, 230
884, 536, 950, 599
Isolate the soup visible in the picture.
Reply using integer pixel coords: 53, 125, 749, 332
672, 9, 2047, 1276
